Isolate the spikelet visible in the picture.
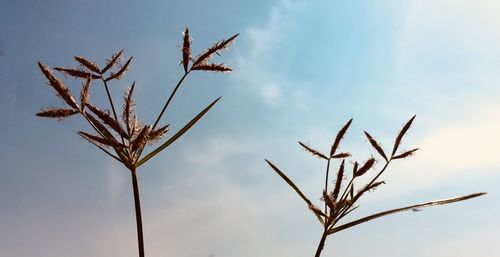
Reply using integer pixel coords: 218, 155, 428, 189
74, 56, 100, 73
358, 181, 385, 195
392, 115, 416, 157
191, 63, 232, 73
105, 57, 132, 81
131, 115, 140, 138
392, 148, 419, 159
78, 131, 126, 148
131, 125, 151, 153
330, 118, 353, 157
85, 112, 119, 142
354, 158, 375, 177
36, 107, 79, 120
364, 131, 388, 162
85, 103, 128, 139
351, 161, 359, 178
332, 152, 351, 159
148, 124, 170, 144
122, 82, 136, 136
182, 28, 191, 72
54, 67, 101, 79
38, 62, 79, 110
322, 190, 335, 210
298, 141, 328, 160
101, 49, 124, 74
80, 76, 91, 111
192, 34, 239, 67
332, 160, 345, 201
309, 204, 326, 217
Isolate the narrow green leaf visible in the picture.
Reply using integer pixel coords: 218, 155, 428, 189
265, 159, 312, 206
135, 97, 221, 167
265, 159, 324, 225
328, 192, 486, 235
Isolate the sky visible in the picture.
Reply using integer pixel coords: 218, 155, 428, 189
0, 0, 499, 256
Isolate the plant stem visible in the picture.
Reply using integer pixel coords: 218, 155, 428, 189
130, 167, 145, 257
324, 158, 331, 214
314, 229, 328, 257
151, 71, 190, 131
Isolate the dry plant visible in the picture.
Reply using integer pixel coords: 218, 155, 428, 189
36, 28, 238, 257
266, 116, 485, 257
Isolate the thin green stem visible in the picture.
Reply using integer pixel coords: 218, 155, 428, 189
130, 167, 145, 257
151, 70, 190, 131
337, 161, 391, 220
324, 158, 331, 214
101, 78, 127, 148
314, 228, 328, 257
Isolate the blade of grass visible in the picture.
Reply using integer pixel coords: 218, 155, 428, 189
265, 159, 324, 225
135, 97, 221, 167
328, 192, 486, 235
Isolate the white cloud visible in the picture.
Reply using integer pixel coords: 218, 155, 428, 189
232, 0, 309, 106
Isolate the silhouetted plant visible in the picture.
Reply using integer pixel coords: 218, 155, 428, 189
266, 116, 485, 257
36, 28, 238, 257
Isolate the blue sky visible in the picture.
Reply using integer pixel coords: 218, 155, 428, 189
0, 0, 498, 256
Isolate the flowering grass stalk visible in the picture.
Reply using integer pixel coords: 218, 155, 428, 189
36, 28, 238, 257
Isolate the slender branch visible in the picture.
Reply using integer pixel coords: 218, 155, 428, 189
336, 161, 391, 221
324, 158, 331, 213
151, 70, 190, 131
101, 78, 126, 147
130, 167, 145, 257
78, 110, 129, 164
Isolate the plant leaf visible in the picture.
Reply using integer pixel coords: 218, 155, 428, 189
265, 159, 325, 224
328, 192, 486, 235
135, 97, 221, 167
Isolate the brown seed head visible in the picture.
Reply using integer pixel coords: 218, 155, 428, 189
392, 115, 416, 157
330, 118, 353, 157
74, 56, 101, 73
86, 103, 128, 139
364, 131, 388, 162
192, 33, 239, 67
332, 160, 345, 201
54, 67, 101, 79
105, 57, 132, 81
298, 141, 328, 160
392, 148, 419, 159
101, 49, 124, 74
355, 157, 375, 177
78, 131, 126, 148
80, 76, 91, 110
122, 82, 136, 136
36, 107, 79, 120
38, 62, 79, 110
182, 27, 192, 72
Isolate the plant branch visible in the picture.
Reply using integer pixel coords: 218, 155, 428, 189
151, 70, 191, 131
